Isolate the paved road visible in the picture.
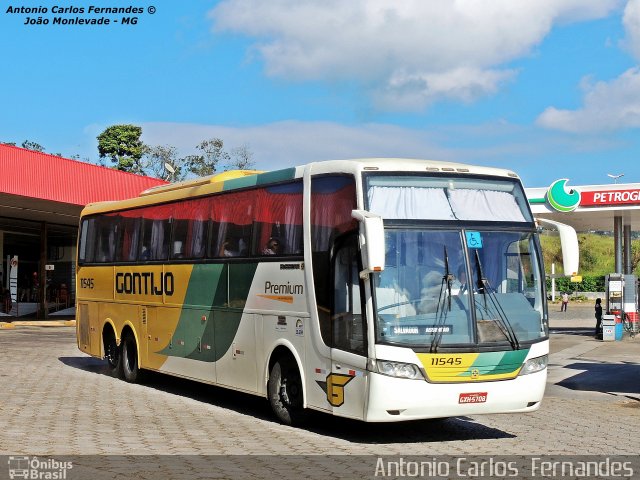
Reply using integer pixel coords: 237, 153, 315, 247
1, 306, 639, 479
0, 322, 638, 459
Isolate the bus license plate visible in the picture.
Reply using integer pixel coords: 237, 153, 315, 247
459, 392, 487, 404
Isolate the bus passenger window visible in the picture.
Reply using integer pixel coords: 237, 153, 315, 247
171, 199, 208, 260
254, 182, 303, 256
139, 218, 170, 261
172, 219, 189, 258
189, 219, 207, 258
117, 216, 141, 262
96, 215, 117, 263
210, 191, 254, 258
79, 218, 97, 263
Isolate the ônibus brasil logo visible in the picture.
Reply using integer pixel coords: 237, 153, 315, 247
8, 456, 72, 480
546, 179, 581, 212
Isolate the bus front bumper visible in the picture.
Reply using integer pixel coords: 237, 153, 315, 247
363, 368, 547, 422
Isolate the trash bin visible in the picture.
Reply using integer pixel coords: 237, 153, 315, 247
615, 315, 624, 341
602, 315, 616, 341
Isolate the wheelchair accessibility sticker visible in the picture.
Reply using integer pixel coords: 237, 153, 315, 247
465, 231, 483, 248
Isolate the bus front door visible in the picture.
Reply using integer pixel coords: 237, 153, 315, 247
329, 238, 368, 420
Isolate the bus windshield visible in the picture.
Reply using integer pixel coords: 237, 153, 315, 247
373, 229, 545, 347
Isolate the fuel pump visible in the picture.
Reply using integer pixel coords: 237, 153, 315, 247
605, 273, 639, 337
623, 274, 638, 334
605, 274, 623, 315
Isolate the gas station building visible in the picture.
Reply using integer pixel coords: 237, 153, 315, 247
527, 179, 640, 335
0, 144, 166, 319
527, 179, 640, 275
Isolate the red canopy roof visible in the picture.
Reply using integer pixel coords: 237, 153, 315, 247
0, 144, 167, 206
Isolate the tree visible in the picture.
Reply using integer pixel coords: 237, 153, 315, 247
185, 138, 230, 177
226, 144, 256, 170
69, 154, 92, 163
143, 145, 186, 182
21, 140, 45, 152
631, 241, 640, 274
97, 125, 145, 173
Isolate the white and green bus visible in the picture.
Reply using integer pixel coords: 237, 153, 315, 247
76, 159, 578, 424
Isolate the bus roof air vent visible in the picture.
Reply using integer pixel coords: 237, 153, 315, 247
139, 170, 265, 196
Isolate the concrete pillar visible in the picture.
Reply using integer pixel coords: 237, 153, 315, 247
624, 223, 632, 275
39, 222, 47, 319
614, 216, 623, 274
0, 231, 4, 289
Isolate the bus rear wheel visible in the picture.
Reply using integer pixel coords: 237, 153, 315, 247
104, 331, 122, 379
268, 357, 305, 425
122, 332, 141, 383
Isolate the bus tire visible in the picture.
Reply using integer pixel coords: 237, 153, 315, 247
104, 330, 123, 379
268, 357, 305, 425
122, 332, 141, 383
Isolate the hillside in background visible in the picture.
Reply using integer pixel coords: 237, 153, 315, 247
539, 233, 640, 276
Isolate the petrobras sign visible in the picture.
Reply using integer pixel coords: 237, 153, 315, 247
546, 179, 581, 212
580, 188, 640, 207
530, 179, 640, 212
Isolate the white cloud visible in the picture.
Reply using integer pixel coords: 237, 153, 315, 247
536, 67, 640, 132
141, 120, 456, 171
374, 67, 518, 111
209, 0, 620, 110
622, 0, 640, 59
139, 119, 623, 185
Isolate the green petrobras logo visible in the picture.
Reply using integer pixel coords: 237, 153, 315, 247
546, 179, 581, 212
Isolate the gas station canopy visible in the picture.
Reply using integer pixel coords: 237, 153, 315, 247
0, 144, 167, 226
526, 179, 640, 231
526, 179, 640, 274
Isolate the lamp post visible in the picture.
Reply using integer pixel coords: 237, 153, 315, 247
607, 173, 624, 184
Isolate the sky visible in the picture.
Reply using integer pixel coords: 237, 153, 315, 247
2, 0, 640, 187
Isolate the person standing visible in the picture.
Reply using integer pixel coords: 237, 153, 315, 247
561, 292, 569, 312
2, 288, 12, 314
31, 271, 40, 302
594, 298, 603, 338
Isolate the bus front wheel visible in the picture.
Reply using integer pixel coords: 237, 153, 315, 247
268, 357, 305, 425
122, 332, 141, 383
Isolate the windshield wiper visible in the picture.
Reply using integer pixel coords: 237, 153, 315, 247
473, 250, 520, 350
436, 246, 454, 316
430, 247, 454, 353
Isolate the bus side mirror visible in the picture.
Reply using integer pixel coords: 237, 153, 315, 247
351, 210, 385, 277
535, 217, 579, 276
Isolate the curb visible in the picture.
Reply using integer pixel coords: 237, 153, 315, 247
0, 320, 75, 328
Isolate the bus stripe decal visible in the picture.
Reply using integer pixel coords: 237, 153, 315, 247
417, 349, 530, 382
223, 168, 296, 191
159, 263, 258, 362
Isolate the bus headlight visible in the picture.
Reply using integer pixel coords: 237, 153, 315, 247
519, 354, 548, 375
376, 360, 422, 380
